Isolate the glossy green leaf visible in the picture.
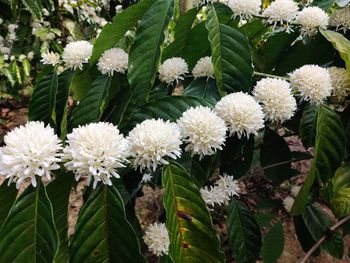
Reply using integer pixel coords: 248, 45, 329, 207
299, 103, 318, 148
206, 5, 252, 95
321, 29, 350, 73
162, 8, 198, 61
312, 0, 335, 10
128, 0, 175, 103
332, 164, 350, 193
183, 78, 221, 103
69, 184, 145, 263
0, 181, 17, 227
90, 0, 155, 64
0, 182, 59, 262
128, 96, 213, 128
294, 215, 321, 256
28, 72, 58, 125
227, 199, 262, 263
260, 128, 292, 185
47, 172, 75, 263
71, 75, 112, 127
292, 105, 345, 215
303, 204, 344, 259
21, 0, 42, 20
162, 163, 225, 263
262, 221, 284, 263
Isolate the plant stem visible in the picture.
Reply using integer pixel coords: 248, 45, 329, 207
259, 156, 313, 171
253, 71, 289, 80
300, 215, 350, 263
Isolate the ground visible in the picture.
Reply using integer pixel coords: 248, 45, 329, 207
0, 100, 349, 263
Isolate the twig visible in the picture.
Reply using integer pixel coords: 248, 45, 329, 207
253, 71, 289, 80
300, 215, 350, 263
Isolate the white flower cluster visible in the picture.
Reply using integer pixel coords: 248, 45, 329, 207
97, 48, 128, 76
41, 51, 60, 66
63, 123, 129, 189
127, 119, 182, 172
227, 0, 261, 20
330, 8, 350, 33
253, 78, 296, 123
200, 174, 240, 207
192, 56, 214, 79
143, 223, 170, 256
289, 64, 333, 103
295, 7, 329, 36
159, 57, 189, 85
328, 67, 350, 102
215, 92, 265, 138
262, 0, 298, 32
0, 122, 62, 188
62, 40, 93, 70
177, 106, 227, 159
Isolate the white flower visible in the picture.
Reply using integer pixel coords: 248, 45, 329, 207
200, 174, 240, 207
143, 223, 170, 257
227, 0, 261, 20
177, 106, 226, 159
41, 51, 60, 66
262, 0, 299, 31
283, 196, 295, 212
215, 92, 265, 138
63, 122, 129, 189
328, 67, 350, 102
291, 185, 301, 198
127, 119, 182, 172
330, 8, 350, 33
253, 78, 296, 123
97, 47, 128, 76
0, 122, 62, 188
62, 40, 93, 70
192, 56, 214, 78
141, 173, 153, 183
289, 65, 332, 103
295, 7, 329, 36
159, 57, 188, 85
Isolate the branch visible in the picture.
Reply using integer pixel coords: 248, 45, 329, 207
300, 215, 350, 263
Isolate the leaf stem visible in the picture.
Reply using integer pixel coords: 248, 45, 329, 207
300, 215, 350, 263
253, 71, 289, 80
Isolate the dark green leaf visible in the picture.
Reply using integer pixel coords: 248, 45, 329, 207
183, 78, 221, 103
0, 182, 59, 262
206, 5, 253, 95
227, 199, 262, 263
162, 163, 225, 263
0, 181, 17, 227
292, 105, 345, 215
332, 163, 350, 193
90, 0, 155, 64
128, 0, 175, 103
262, 221, 284, 263
28, 72, 58, 125
71, 75, 112, 127
21, 0, 42, 19
312, 0, 336, 10
299, 103, 318, 148
293, 215, 321, 255
69, 185, 145, 263
260, 128, 292, 185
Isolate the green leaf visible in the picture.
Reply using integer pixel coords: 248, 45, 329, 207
312, 0, 336, 10
21, 0, 42, 20
330, 188, 350, 217
162, 163, 225, 263
28, 72, 58, 125
0, 181, 17, 227
71, 75, 112, 127
128, 96, 213, 129
292, 105, 346, 215
70, 69, 92, 101
299, 103, 318, 148
69, 184, 145, 263
262, 221, 284, 263
128, 0, 175, 103
227, 199, 262, 263
302, 204, 344, 259
0, 182, 59, 262
206, 5, 253, 95
162, 8, 198, 61
332, 163, 350, 193
260, 128, 292, 185
104, 88, 133, 126
47, 172, 75, 263
183, 78, 221, 103
90, 0, 155, 64
321, 29, 350, 73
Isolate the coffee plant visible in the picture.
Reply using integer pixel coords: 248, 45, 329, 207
1, 0, 350, 262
